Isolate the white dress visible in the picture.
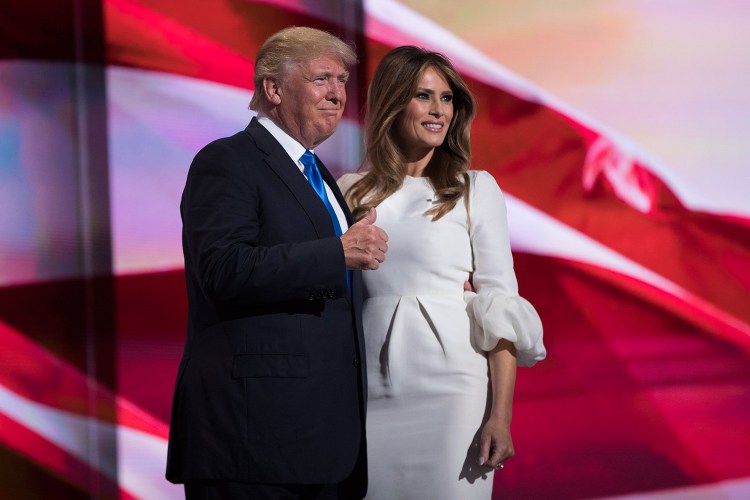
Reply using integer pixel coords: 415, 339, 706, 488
338, 170, 545, 500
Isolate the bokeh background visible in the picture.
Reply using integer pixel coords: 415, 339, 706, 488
1, 0, 749, 498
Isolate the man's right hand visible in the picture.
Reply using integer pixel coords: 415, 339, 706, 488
341, 208, 388, 270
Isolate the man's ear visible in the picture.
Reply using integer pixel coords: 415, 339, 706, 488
262, 78, 282, 105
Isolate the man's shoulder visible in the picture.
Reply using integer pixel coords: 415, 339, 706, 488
205, 128, 253, 149
194, 127, 259, 159
185, 132, 253, 180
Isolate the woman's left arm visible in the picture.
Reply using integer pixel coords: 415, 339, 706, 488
465, 171, 544, 468
478, 339, 517, 468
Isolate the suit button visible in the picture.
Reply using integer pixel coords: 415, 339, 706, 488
353, 358, 360, 367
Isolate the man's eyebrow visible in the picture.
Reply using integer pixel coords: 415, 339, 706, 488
310, 70, 350, 79
329, 70, 350, 80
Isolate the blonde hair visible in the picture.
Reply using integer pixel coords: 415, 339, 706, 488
249, 26, 358, 112
347, 46, 476, 221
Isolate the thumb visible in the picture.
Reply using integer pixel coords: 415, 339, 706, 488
477, 432, 490, 466
361, 207, 377, 225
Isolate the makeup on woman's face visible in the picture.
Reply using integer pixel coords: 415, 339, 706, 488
395, 66, 454, 157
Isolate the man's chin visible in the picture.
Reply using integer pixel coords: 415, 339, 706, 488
308, 130, 338, 149
315, 122, 341, 139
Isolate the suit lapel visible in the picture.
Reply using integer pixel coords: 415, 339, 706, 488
245, 119, 336, 238
245, 119, 360, 307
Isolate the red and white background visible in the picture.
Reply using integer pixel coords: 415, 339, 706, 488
1, 0, 749, 498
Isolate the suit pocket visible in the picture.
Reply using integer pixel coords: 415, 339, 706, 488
232, 353, 309, 378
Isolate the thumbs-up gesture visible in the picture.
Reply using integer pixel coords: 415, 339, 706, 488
341, 208, 389, 270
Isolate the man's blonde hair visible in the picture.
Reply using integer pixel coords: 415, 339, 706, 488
249, 26, 357, 112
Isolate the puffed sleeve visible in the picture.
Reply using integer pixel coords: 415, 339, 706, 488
464, 171, 546, 366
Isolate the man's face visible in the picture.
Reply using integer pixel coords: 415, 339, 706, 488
272, 55, 348, 150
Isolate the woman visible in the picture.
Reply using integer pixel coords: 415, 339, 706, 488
338, 46, 546, 499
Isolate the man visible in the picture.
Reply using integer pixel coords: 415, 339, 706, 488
166, 27, 387, 499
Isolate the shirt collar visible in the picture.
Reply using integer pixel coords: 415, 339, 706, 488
256, 113, 311, 171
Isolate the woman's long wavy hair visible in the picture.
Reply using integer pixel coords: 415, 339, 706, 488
346, 46, 476, 221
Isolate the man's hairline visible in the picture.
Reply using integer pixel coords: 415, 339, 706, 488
270, 54, 353, 87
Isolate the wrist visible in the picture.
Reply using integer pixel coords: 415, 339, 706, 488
488, 408, 512, 425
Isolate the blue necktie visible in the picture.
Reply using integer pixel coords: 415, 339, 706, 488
300, 150, 343, 237
300, 150, 351, 289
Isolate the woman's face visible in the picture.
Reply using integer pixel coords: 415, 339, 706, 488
394, 66, 454, 159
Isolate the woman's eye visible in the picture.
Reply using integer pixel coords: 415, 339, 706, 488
441, 94, 453, 102
415, 92, 429, 100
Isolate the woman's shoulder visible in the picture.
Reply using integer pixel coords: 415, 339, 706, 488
465, 170, 507, 216
336, 171, 365, 194
467, 169, 503, 195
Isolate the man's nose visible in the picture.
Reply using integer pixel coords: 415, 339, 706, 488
327, 81, 345, 102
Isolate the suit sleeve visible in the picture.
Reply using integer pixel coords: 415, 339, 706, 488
181, 140, 348, 306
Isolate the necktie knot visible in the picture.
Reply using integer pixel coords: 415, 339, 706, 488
300, 150, 318, 178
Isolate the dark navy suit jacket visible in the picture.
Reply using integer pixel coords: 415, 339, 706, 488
166, 118, 367, 497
